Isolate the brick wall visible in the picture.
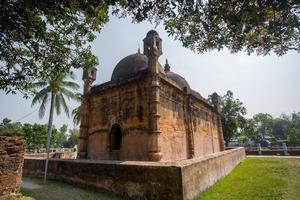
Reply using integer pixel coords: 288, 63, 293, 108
23, 148, 245, 200
181, 147, 246, 199
0, 136, 25, 199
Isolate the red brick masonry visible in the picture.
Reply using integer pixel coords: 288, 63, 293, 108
0, 136, 25, 199
23, 147, 245, 200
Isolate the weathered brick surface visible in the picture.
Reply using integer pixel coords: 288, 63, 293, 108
23, 148, 245, 200
0, 136, 25, 199
181, 147, 246, 200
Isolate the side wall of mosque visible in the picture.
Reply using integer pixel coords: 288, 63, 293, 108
159, 80, 222, 161
190, 97, 222, 157
159, 80, 188, 161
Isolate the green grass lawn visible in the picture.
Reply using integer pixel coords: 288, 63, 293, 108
199, 157, 300, 200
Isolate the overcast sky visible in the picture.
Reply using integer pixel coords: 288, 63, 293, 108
1, 16, 299, 129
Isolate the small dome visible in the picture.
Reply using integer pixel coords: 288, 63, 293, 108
111, 53, 163, 82
166, 71, 190, 91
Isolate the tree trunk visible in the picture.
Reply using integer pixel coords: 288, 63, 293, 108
43, 92, 55, 184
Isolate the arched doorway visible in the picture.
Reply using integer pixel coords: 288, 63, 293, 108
109, 124, 122, 151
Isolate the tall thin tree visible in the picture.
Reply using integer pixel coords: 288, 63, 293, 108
31, 73, 80, 184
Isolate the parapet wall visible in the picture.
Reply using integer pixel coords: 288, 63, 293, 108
23, 147, 245, 200
180, 147, 246, 199
0, 136, 25, 199
23, 158, 182, 200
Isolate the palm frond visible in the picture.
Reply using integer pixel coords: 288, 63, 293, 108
31, 88, 49, 107
32, 81, 48, 88
76, 92, 83, 100
60, 93, 70, 117
33, 72, 80, 121
38, 93, 49, 119
62, 81, 80, 90
60, 88, 81, 102
72, 105, 81, 126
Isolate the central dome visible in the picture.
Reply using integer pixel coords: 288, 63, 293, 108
111, 53, 163, 82
111, 53, 148, 82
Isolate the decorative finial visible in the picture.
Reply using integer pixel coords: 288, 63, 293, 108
164, 58, 170, 72
137, 41, 141, 54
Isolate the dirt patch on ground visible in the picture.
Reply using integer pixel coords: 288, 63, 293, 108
20, 177, 121, 200
21, 179, 42, 189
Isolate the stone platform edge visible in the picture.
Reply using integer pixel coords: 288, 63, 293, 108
23, 147, 246, 200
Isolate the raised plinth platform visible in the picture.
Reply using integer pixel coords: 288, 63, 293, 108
23, 147, 245, 200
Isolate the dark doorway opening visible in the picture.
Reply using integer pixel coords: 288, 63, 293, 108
110, 124, 122, 151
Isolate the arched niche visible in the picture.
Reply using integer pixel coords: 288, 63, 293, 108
108, 123, 122, 151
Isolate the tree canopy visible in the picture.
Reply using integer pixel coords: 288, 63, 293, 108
239, 112, 300, 146
1, 0, 107, 95
216, 91, 247, 144
120, 0, 300, 55
210, 91, 300, 146
1, 0, 300, 95
0, 118, 71, 151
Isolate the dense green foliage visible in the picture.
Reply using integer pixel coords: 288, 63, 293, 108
240, 112, 300, 146
213, 91, 300, 145
0, 118, 23, 135
199, 157, 300, 200
1, 0, 300, 95
0, 118, 77, 151
120, 0, 300, 55
0, 0, 108, 95
209, 91, 247, 144
63, 128, 79, 148
220, 91, 247, 144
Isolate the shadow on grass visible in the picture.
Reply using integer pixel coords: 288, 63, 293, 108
20, 176, 122, 200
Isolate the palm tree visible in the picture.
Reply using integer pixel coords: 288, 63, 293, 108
31, 73, 80, 184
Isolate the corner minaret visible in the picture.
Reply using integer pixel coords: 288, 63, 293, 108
82, 67, 97, 95
143, 30, 162, 74
211, 92, 221, 113
211, 92, 225, 151
143, 30, 162, 55
143, 30, 163, 161
78, 67, 97, 159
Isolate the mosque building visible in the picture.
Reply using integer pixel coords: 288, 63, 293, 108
78, 30, 225, 161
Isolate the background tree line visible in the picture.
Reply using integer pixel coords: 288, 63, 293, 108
217, 91, 300, 146
0, 118, 79, 151
2, 89, 300, 150
240, 112, 300, 146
